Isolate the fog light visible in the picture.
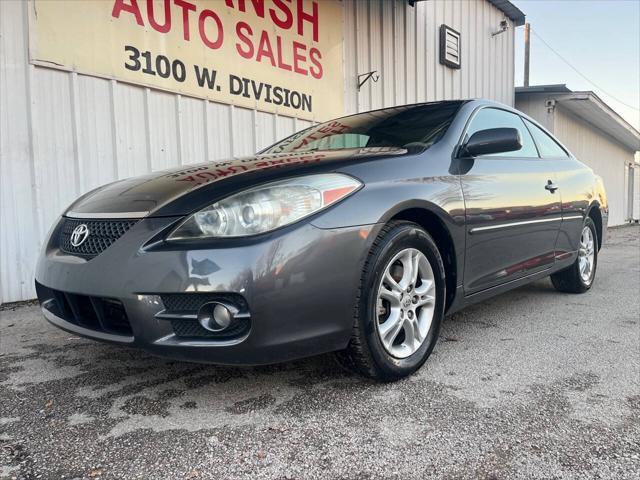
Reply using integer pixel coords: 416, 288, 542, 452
197, 302, 236, 332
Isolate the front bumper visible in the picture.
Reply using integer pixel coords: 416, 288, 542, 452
36, 216, 378, 365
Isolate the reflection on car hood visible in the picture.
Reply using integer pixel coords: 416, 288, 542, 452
65, 147, 407, 217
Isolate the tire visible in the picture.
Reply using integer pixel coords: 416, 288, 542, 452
550, 217, 598, 294
335, 221, 446, 381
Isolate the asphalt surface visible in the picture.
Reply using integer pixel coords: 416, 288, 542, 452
1, 225, 638, 480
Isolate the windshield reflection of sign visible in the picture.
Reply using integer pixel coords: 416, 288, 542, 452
271, 109, 412, 153
166, 154, 326, 185
290, 121, 351, 150
163, 147, 407, 186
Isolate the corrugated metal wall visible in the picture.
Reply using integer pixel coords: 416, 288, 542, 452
634, 166, 640, 221
344, 0, 515, 112
553, 106, 636, 227
1, 0, 516, 303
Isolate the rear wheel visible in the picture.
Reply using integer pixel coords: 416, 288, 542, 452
551, 217, 598, 293
336, 221, 446, 381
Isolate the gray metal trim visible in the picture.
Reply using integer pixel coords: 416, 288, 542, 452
65, 211, 148, 219
154, 310, 251, 321
153, 333, 249, 348
469, 217, 562, 234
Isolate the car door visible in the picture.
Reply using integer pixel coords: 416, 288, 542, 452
522, 117, 586, 257
459, 107, 562, 295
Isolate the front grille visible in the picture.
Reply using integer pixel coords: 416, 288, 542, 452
58, 218, 138, 259
159, 293, 250, 340
170, 318, 249, 339
36, 281, 133, 337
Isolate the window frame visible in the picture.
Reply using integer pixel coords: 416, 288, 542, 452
521, 117, 571, 159
456, 105, 542, 160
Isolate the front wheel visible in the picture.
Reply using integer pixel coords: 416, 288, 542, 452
336, 221, 446, 381
551, 217, 598, 293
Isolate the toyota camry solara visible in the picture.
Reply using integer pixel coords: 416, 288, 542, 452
36, 99, 608, 380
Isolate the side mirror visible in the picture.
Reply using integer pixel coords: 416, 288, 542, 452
462, 128, 522, 157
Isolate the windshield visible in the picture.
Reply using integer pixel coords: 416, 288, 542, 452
263, 101, 463, 154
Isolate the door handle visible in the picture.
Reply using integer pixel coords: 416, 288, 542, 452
545, 180, 559, 193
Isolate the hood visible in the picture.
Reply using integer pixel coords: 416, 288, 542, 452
65, 148, 407, 218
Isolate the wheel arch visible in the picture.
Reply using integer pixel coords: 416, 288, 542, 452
587, 202, 603, 251
386, 205, 459, 311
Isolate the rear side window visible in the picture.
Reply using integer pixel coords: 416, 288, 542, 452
523, 118, 569, 158
466, 108, 539, 158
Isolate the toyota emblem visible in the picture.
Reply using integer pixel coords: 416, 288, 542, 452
70, 224, 90, 247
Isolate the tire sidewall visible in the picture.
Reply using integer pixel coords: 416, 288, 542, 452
359, 223, 446, 378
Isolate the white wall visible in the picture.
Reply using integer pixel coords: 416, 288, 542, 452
552, 106, 636, 226
1, 0, 516, 303
633, 165, 640, 221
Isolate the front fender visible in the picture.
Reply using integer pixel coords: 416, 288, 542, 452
310, 178, 465, 230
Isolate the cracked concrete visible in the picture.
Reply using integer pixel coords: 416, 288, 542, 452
0, 225, 638, 479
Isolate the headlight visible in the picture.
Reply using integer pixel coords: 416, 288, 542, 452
168, 173, 362, 239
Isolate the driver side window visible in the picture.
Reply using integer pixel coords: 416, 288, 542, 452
467, 108, 539, 158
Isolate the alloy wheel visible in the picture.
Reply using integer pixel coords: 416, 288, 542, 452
578, 225, 595, 284
376, 248, 436, 359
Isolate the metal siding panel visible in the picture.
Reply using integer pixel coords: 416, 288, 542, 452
276, 115, 296, 140
179, 96, 207, 165
435, 1, 446, 100
0, 0, 40, 302
515, 94, 554, 131
343, 0, 358, 115
633, 166, 640, 221
355, 0, 370, 112
443, 0, 452, 100
147, 90, 180, 171
473, 0, 482, 98
405, 4, 416, 104
462, 0, 472, 99
489, 8, 499, 102
381, 0, 395, 107
255, 111, 277, 152
296, 119, 314, 131
393, 1, 406, 105
507, 23, 515, 105
425, 0, 436, 102
415, 1, 427, 102
369, 0, 383, 110
482, 2, 490, 101
452, 0, 462, 100
113, 83, 150, 179
207, 102, 233, 160
231, 107, 255, 157
555, 107, 632, 225
31, 67, 78, 239
76, 75, 117, 190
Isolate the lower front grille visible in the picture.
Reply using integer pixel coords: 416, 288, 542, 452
58, 217, 138, 259
36, 282, 133, 337
159, 293, 250, 340
170, 318, 249, 339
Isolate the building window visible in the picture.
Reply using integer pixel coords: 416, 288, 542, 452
440, 24, 461, 69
